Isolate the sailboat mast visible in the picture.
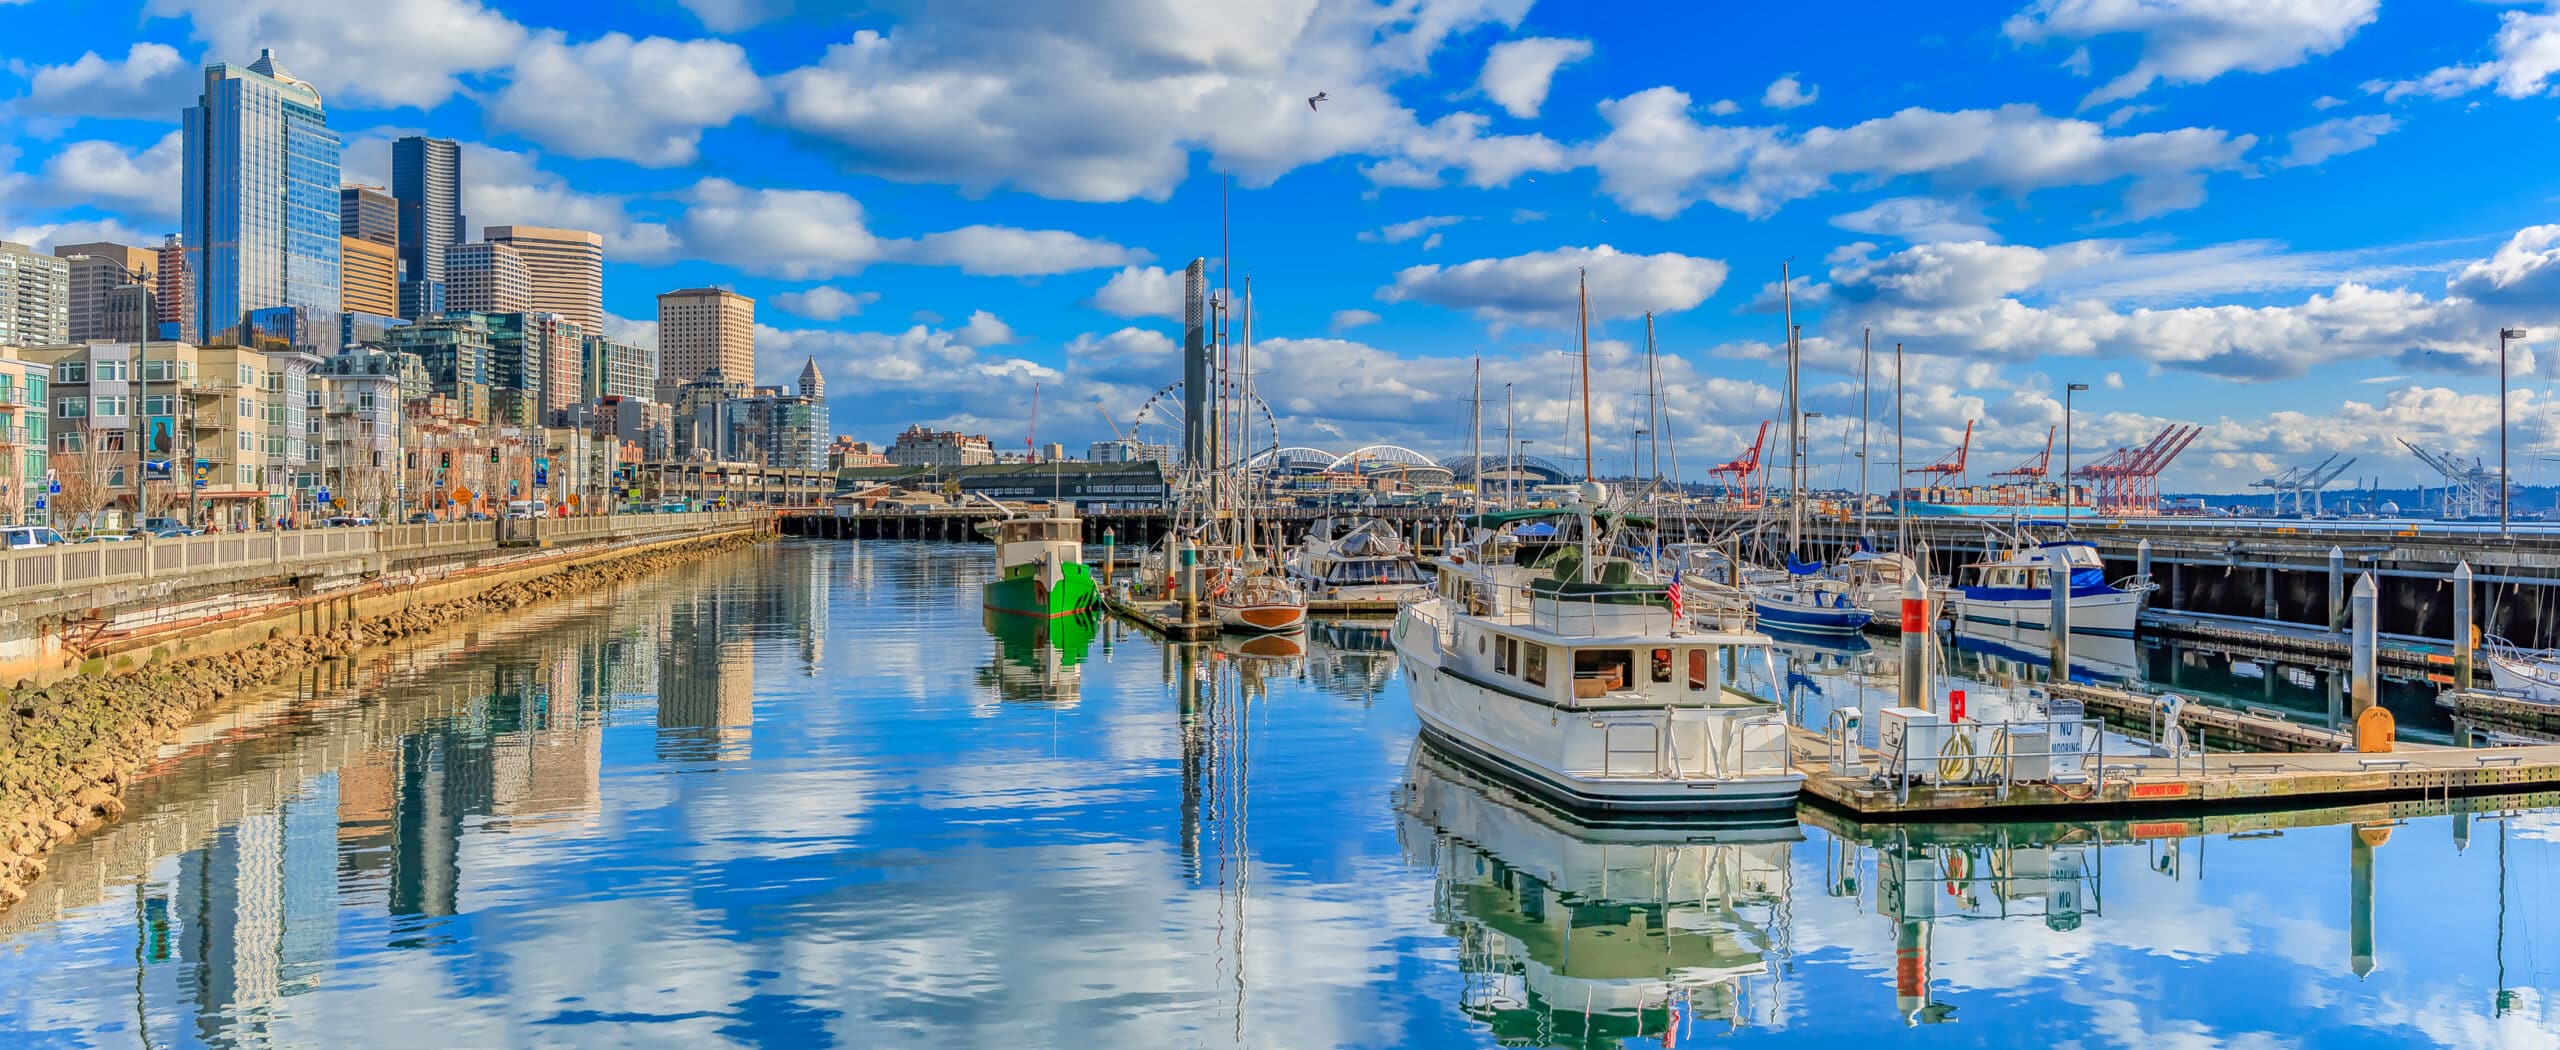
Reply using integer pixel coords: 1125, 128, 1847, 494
1895, 340, 1907, 555
1783, 260, 1801, 554
1645, 312, 1662, 489
1504, 385, 1516, 511
1578, 269, 1595, 485
1470, 357, 1484, 517
1859, 326, 1872, 533
1241, 277, 1254, 555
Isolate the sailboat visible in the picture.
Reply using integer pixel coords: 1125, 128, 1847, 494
1748, 261, 1873, 635
1208, 276, 1308, 636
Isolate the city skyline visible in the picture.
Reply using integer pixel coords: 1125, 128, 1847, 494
7, 4, 2560, 487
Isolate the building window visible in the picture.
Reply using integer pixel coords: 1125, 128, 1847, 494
90, 396, 125, 417
56, 398, 84, 419
92, 360, 124, 382
54, 362, 84, 384
54, 432, 82, 454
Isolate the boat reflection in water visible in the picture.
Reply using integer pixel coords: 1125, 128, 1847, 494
1397, 739, 1796, 1044
1305, 619, 1398, 704
1947, 626, 2141, 685
977, 606, 1099, 706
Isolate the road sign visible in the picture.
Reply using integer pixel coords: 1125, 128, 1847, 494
314, 487, 330, 505
452, 486, 473, 503
47, 479, 58, 495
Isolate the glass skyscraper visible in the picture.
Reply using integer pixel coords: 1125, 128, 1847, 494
393, 136, 462, 318
183, 49, 342, 344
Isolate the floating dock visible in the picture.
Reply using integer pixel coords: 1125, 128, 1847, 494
1783, 725, 2560, 821
1099, 587, 1218, 641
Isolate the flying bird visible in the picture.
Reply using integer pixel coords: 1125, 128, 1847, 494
1307, 91, 1329, 111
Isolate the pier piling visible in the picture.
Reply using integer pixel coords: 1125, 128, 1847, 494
2351, 572, 2377, 721
2049, 553, 2072, 679
1900, 573, 1930, 713
2328, 546, 2346, 632
2455, 560, 2475, 687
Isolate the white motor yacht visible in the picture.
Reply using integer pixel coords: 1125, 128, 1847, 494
1394, 498, 1803, 814
1946, 540, 2151, 641
1285, 517, 1430, 600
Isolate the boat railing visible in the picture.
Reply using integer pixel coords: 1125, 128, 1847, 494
2112, 572, 2159, 595
1877, 716, 2109, 802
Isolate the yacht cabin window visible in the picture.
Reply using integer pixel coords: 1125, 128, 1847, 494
1687, 649, 1711, 692
1572, 649, 1633, 698
1649, 648, 1673, 684
1523, 644, 1547, 687
1495, 635, 1515, 675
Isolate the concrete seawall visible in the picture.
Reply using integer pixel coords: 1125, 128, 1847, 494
0, 520, 770, 911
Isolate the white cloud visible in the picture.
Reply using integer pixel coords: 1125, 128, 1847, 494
899, 225, 1152, 277
775, 286, 880, 321
2367, 4, 2560, 101
1830, 197, 1999, 242
29, 131, 184, 223
1379, 244, 1729, 328
1361, 112, 1570, 190
2312, 94, 2347, 109
1706, 98, 1740, 116
487, 31, 768, 166
17, 43, 198, 120
1329, 308, 1382, 333
4, 217, 159, 254
1359, 215, 1465, 244
1085, 264, 1191, 320
674, 179, 887, 279
1477, 37, 1591, 118
2005, 0, 2379, 107
1585, 89, 2254, 220
2278, 114, 2397, 167
769, 0, 1531, 202
1762, 73, 1818, 109
678, 0, 791, 32
955, 309, 1016, 347
341, 132, 679, 263
145, 0, 527, 109
2447, 224, 2560, 307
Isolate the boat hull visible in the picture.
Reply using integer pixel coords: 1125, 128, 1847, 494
1750, 597, 1873, 635
2486, 652, 2560, 703
982, 565, 1099, 619
1948, 588, 2144, 639
1213, 602, 1307, 633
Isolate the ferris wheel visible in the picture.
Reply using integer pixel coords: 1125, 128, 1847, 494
1128, 379, 1280, 470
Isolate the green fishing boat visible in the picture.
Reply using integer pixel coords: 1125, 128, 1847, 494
980, 504, 1099, 619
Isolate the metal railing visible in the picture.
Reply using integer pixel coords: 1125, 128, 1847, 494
1877, 715, 2111, 802
0, 510, 762, 600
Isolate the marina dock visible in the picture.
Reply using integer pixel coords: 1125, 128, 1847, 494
1782, 724, 2560, 821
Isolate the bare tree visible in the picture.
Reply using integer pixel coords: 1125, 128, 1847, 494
48, 427, 124, 533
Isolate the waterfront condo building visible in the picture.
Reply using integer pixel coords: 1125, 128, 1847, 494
52, 241, 157, 344
30, 341, 305, 528
0, 241, 70, 348
486, 226, 604, 335
183, 49, 342, 345
392, 136, 462, 319
0, 352, 45, 525
654, 287, 753, 399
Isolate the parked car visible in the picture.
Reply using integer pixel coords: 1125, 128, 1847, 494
0, 526, 67, 549
72, 533, 132, 543
133, 522, 198, 538
322, 516, 378, 528
405, 511, 438, 524
503, 500, 547, 520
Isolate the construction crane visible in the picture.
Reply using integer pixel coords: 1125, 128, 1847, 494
1706, 421, 1769, 504
2249, 454, 2356, 517
1989, 427, 2055, 482
2401, 439, 2503, 520
2074, 424, 2203, 515
1903, 420, 1974, 486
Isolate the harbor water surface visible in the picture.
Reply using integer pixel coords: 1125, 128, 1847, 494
3, 539, 2556, 1048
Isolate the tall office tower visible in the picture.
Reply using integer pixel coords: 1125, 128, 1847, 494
51, 241, 156, 343
102, 283, 155, 343
392, 136, 461, 315
155, 235, 196, 343
653, 287, 753, 398
183, 49, 342, 343
340, 236, 400, 318
0, 241, 70, 346
444, 241, 531, 314
484, 226, 602, 334
338, 185, 398, 247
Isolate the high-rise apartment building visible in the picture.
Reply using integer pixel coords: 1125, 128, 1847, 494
484, 226, 602, 334
154, 235, 195, 343
475, 311, 584, 425
580, 334, 656, 403
0, 241, 70, 347
392, 136, 461, 314
183, 49, 342, 343
52, 242, 156, 344
340, 236, 400, 318
445, 241, 531, 315
338, 185, 398, 247
654, 287, 753, 398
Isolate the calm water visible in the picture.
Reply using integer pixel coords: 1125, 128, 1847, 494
3, 539, 2557, 1048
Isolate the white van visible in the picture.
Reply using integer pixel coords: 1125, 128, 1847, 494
503, 500, 547, 520
0, 526, 66, 550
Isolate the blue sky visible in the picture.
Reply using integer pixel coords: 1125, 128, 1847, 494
6, 0, 2560, 490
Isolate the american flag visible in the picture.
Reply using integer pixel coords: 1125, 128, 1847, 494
1667, 567, 1685, 619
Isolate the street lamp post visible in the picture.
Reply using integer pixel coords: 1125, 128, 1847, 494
2501, 327, 2527, 534
2064, 382, 2090, 521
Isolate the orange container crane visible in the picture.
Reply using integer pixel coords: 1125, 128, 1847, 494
2074, 424, 2203, 515
1707, 421, 1769, 504
1990, 427, 2054, 482
1903, 420, 1975, 490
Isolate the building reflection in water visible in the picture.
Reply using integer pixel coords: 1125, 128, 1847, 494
1, 551, 790, 1047
1397, 740, 1793, 1045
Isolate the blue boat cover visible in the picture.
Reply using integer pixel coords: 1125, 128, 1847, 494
1785, 553, 1824, 575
